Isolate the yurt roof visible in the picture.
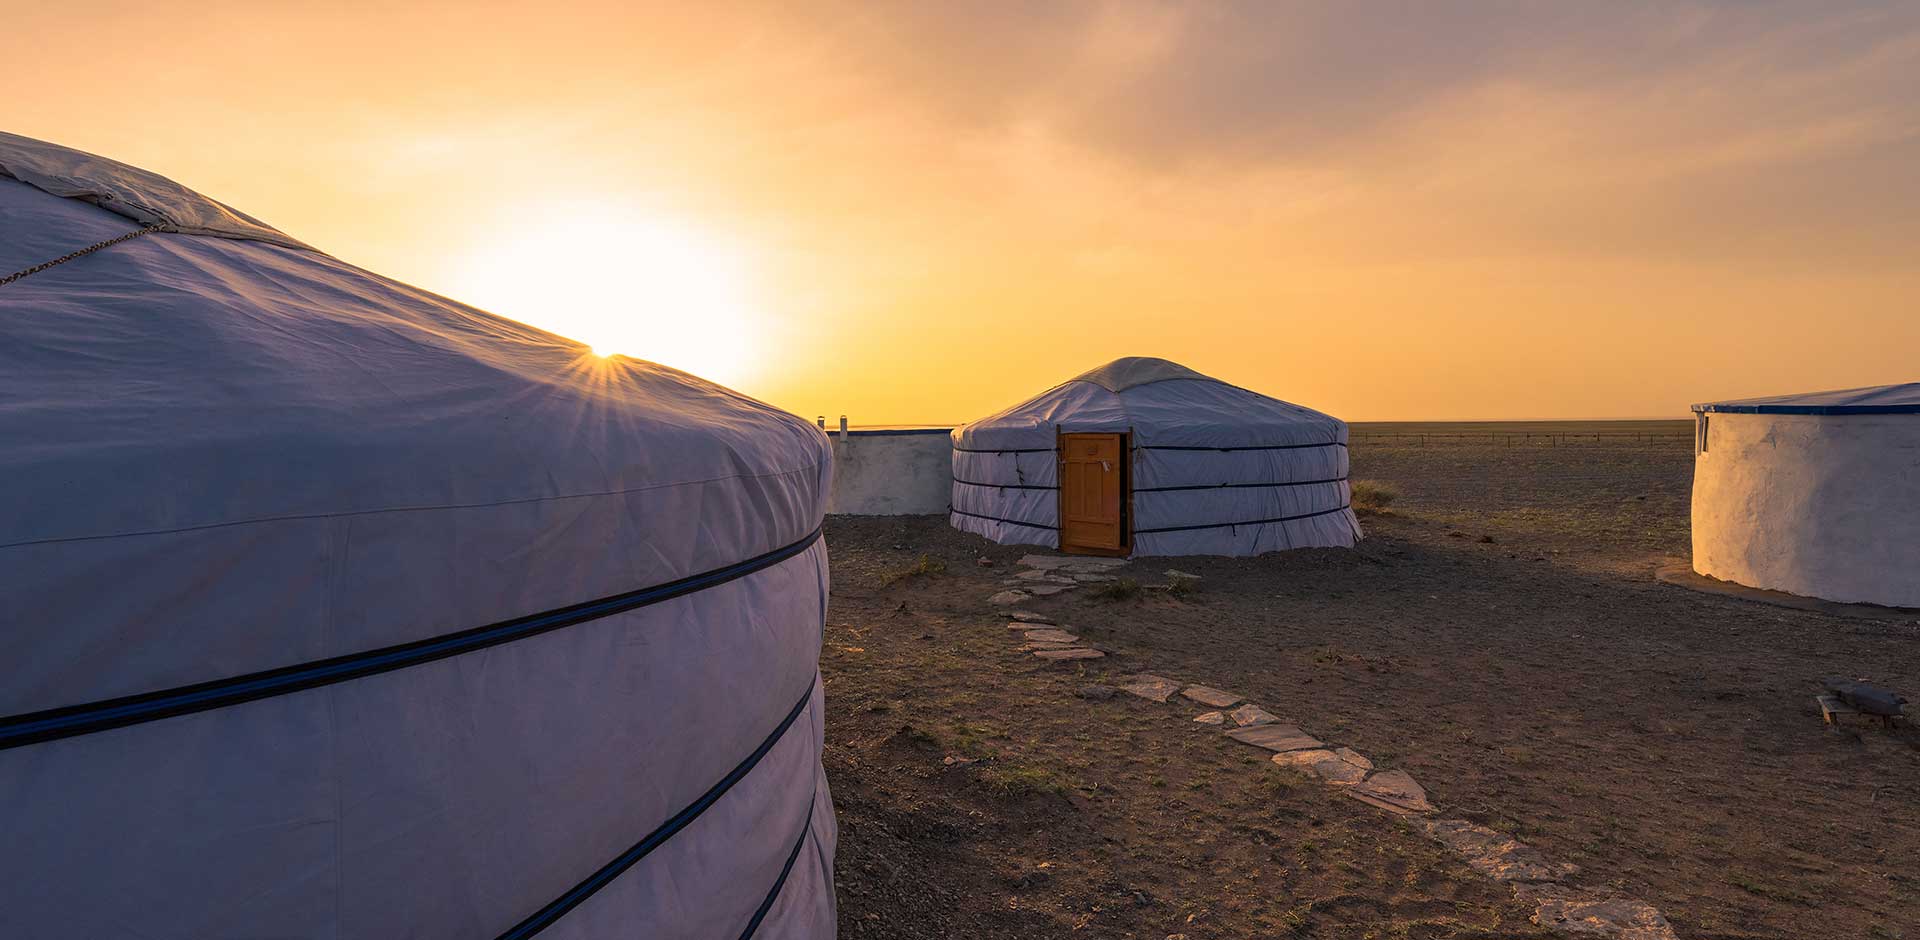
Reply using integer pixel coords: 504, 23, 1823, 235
1692, 383, 1920, 415
955, 356, 1344, 450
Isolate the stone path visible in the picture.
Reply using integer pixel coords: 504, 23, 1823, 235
1017, 554, 1127, 572
979, 554, 1679, 939
991, 558, 1119, 661
1117, 674, 1181, 702
1272, 747, 1372, 786
1416, 818, 1577, 883
1033, 648, 1104, 661
1348, 769, 1433, 814
1224, 723, 1324, 753
1179, 685, 1241, 708
1518, 886, 1678, 940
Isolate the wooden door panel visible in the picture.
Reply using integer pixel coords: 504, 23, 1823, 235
1059, 433, 1126, 553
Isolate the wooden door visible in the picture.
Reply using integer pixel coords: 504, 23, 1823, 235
1059, 432, 1127, 555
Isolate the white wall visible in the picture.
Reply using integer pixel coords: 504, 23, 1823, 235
1692, 411, 1920, 607
826, 430, 953, 515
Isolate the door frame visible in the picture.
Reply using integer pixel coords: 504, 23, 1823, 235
1055, 428, 1132, 556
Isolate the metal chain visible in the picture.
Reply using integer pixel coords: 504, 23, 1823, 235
0, 223, 172, 288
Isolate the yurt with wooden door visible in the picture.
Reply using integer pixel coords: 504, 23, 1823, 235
0, 132, 836, 939
1691, 383, 1920, 608
950, 357, 1361, 557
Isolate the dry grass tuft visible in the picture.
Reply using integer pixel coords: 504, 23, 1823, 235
1350, 480, 1398, 515
888, 553, 948, 584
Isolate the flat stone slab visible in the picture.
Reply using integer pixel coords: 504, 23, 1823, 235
1330, 747, 1372, 771
1118, 674, 1182, 703
1072, 573, 1118, 582
1272, 747, 1334, 766
1270, 748, 1369, 786
1310, 757, 1369, 786
1416, 818, 1576, 883
988, 591, 1031, 606
1164, 569, 1201, 580
1229, 704, 1278, 726
1515, 885, 1677, 940
1009, 611, 1055, 623
1180, 685, 1242, 708
1018, 640, 1078, 651
1225, 723, 1323, 753
1193, 711, 1226, 725
1034, 648, 1104, 661
1027, 584, 1077, 596
1021, 628, 1080, 643
1015, 570, 1077, 583
1348, 769, 1433, 814
1019, 554, 1128, 570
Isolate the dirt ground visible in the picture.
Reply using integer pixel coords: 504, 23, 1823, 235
820, 437, 1920, 939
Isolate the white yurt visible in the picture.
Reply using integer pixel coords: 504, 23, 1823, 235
950, 357, 1360, 557
0, 133, 836, 939
1691, 384, 1920, 608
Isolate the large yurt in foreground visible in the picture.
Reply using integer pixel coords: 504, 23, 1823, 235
951, 357, 1360, 557
1691, 384, 1920, 608
0, 133, 835, 939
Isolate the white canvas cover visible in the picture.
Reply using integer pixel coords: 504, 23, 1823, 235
0, 133, 837, 939
950, 357, 1360, 556
1691, 384, 1920, 607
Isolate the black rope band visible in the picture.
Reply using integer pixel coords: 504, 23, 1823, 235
1136, 476, 1347, 493
952, 478, 1054, 491
736, 793, 818, 939
1134, 504, 1351, 534
0, 526, 825, 751
495, 679, 818, 940
949, 507, 1058, 531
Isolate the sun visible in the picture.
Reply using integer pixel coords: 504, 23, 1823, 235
444, 205, 761, 386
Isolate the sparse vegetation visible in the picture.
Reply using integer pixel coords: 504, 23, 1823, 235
979, 762, 1072, 798
1726, 872, 1817, 906
1090, 577, 1143, 601
1166, 575, 1199, 598
1350, 479, 1398, 515
888, 553, 947, 584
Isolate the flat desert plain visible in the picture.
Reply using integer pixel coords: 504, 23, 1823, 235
820, 425, 1920, 939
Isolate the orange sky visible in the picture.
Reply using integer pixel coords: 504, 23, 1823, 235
9, 1, 1918, 422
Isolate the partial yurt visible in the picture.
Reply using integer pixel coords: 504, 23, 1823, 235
1691, 384, 1920, 608
951, 357, 1360, 556
0, 133, 836, 939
